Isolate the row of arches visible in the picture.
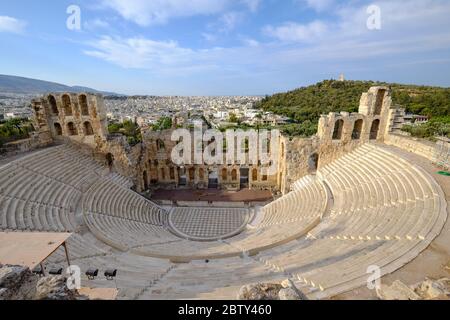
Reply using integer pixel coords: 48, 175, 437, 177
48, 94, 91, 117
54, 121, 94, 136
332, 119, 380, 141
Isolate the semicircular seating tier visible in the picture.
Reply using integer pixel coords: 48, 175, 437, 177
82, 174, 328, 261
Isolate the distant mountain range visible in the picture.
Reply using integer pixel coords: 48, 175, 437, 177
0, 74, 121, 96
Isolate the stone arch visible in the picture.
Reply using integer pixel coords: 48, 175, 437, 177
83, 121, 94, 136
178, 168, 187, 186
156, 139, 165, 151
308, 153, 319, 172
143, 171, 149, 190
161, 167, 166, 180
54, 123, 63, 136
67, 122, 78, 136
189, 167, 195, 181
221, 168, 228, 181
48, 95, 58, 115
252, 168, 258, 181
231, 169, 238, 181
374, 89, 386, 116
370, 119, 380, 140
106, 153, 114, 167
332, 119, 344, 140
199, 168, 205, 180
150, 167, 158, 183
170, 167, 176, 180
208, 170, 219, 189
79, 94, 89, 116
62, 94, 72, 116
352, 119, 364, 140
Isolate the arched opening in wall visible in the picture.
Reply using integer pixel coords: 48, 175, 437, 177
231, 169, 238, 181
374, 90, 386, 116
208, 137, 216, 157
156, 139, 165, 151
352, 119, 363, 140
199, 168, 205, 181
240, 168, 249, 188
252, 168, 258, 182
150, 168, 158, 183
222, 138, 227, 153
67, 122, 78, 136
189, 167, 195, 181
48, 95, 58, 115
243, 138, 249, 153
178, 168, 187, 186
79, 95, 89, 116
332, 119, 344, 140
106, 153, 114, 168
54, 123, 63, 136
262, 174, 268, 182
208, 170, 218, 189
83, 121, 94, 136
161, 168, 166, 180
308, 153, 319, 173
143, 171, 149, 190
170, 167, 176, 180
370, 119, 380, 140
62, 94, 72, 116
221, 168, 228, 181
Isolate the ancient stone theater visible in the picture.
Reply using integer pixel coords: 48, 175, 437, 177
0, 87, 449, 299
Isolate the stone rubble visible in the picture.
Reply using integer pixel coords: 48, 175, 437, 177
238, 279, 308, 300
377, 278, 450, 300
0, 264, 87, 300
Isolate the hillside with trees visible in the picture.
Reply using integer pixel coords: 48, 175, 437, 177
255, 80, 450, 137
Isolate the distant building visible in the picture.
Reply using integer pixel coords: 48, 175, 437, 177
338, 74, 345, 82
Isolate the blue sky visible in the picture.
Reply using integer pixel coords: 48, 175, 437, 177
0, 0, 450, 95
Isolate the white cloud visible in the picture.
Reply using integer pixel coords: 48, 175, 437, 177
263, 21, 328, 42
0, 16, 26, 34
84, 19, 110, 30
242, 0, 261, 12
219, 12, 244, 32
84, 36, 195, 69
102, 0, 230, 26
295, 0, 335, 12
84, 0, 450, 79
202, 32, 217, 42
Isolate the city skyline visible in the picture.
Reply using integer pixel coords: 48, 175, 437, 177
1, 0, 450, 96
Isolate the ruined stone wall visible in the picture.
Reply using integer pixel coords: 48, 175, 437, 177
280, 136, 320, 194
31, 93, 108, 147
316, 86, 393, 168
138, 128, 281, 192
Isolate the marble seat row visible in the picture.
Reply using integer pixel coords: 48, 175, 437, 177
0, 144, 106, 232
83, 178, 166, 226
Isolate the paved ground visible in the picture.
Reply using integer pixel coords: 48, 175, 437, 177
333, 143, 450, 300
169, 208, 250, 240
151, 188, 273, 202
